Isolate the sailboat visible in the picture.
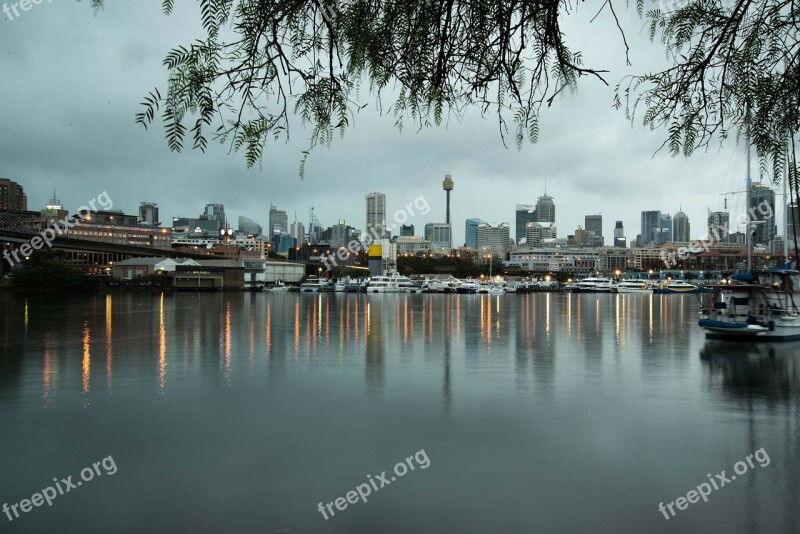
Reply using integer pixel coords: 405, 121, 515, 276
698, 136, 800, 340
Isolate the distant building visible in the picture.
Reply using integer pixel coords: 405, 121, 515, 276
613, 220, 626, 248
750, 183, 777, 247
788, 202, 800, 248
535, 194, 555, 223
425, 223, 452, 248
641, 210, 661, 245
659, 213, 673, 243
673, 211, 690, 242
268, 204, 289, 236
66, 210, 171, 249
290, 221, 306, 244
365, 192, 387, 238
139, 202, 160, 227
585, 214, 603, 243
477, 222, 511, 255
708, 211, 730, 241
400, 224, 415, 237
204, 203, 226, 228
0, 178, 26, 211
395, 236, 431, 255
465, 218, 482, 248
238, 216, 262, 235
515, 205, 536, 244
525, 222, 557, 247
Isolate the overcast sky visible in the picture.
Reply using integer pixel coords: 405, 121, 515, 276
0, 1, 785, 245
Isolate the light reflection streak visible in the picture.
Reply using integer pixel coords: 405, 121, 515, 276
223, 299, 231, 381
42, 335, 52, 409
159, 293, 167, 390
105, 294, 113, 392
81, 322, 91, 398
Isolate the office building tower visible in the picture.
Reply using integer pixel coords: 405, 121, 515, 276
659, 213, 673, 243
365, 192, 387, 237
672, 211, 690, 242
139, 202, 160, 227
465, 218, 482, 248
613, 220, 626, 248
708, 211, 730, 241
525, 222, 557, 247
0, 178, 26, 211
515, 205, 536, 244
477, 222, 511, 254
400, 224, 415, 237
585, 214, 603, 244
268, 204, 289, 236
750, 183, 777, 246
641, 210, 662, 245
535, 194, 555, 223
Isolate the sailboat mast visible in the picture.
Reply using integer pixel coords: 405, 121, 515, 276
784, 143, 789, 260
746, 127, 752, 271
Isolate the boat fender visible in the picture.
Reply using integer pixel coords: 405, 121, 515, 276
768, 321, 776, 331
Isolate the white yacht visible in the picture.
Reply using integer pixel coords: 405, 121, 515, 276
266, 281, 290, 292
616, 280, 653, 293
365, 273, 416, 293
300, 276, 329, 293
574, 277, 614, 293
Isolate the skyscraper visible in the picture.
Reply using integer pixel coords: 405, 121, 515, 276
525, 222, 557, 247
477, 222, 511, 255
465, 218, 482, 248
268, 204, 289, 235
614, 220, 626, 248
673, 211, 690, 242
365, 192, 387, 237
0, 178, 26, 211
750, 183, 777, 246
204, 203, 226, 228
139, 202, 160, 227
426, 223, 451, 248
290, 220, 306, 243
708, 211, 730, 241
641, 210, 661, 245
535, 194, 555, 223
659, 213, 673, 243
788, 202, 800, 249
585, 214, 603, 243
515, 205, 536, 244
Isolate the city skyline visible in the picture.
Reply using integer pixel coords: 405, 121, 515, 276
2, 2, 792, 251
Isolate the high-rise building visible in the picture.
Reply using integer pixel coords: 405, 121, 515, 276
525, 222, 557, 247
204, 203, 226, 227
659, 213, 673, 243
708, 211, 730, 240
426, 223, 451, 248
477, 222, 511, 255
290, 221, 306, 244
238, 216, 262, 235
641, 210, 661, 245
465, 218, 482, 248
673, 211, 690, 242
535, 194, 555, 223
515, 205, 536, 244
365, 192, 387, 237
613, 220, 626, 248
268, 204, 289, 236
0, 178, 26, 211
585, 214, 603, 243
788, 202, 800, 249
750, 183, 777, 247
139, 202, 160, 227
400, 224, 415, 237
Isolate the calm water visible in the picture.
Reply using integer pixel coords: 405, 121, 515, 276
0, 291, 798, 533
